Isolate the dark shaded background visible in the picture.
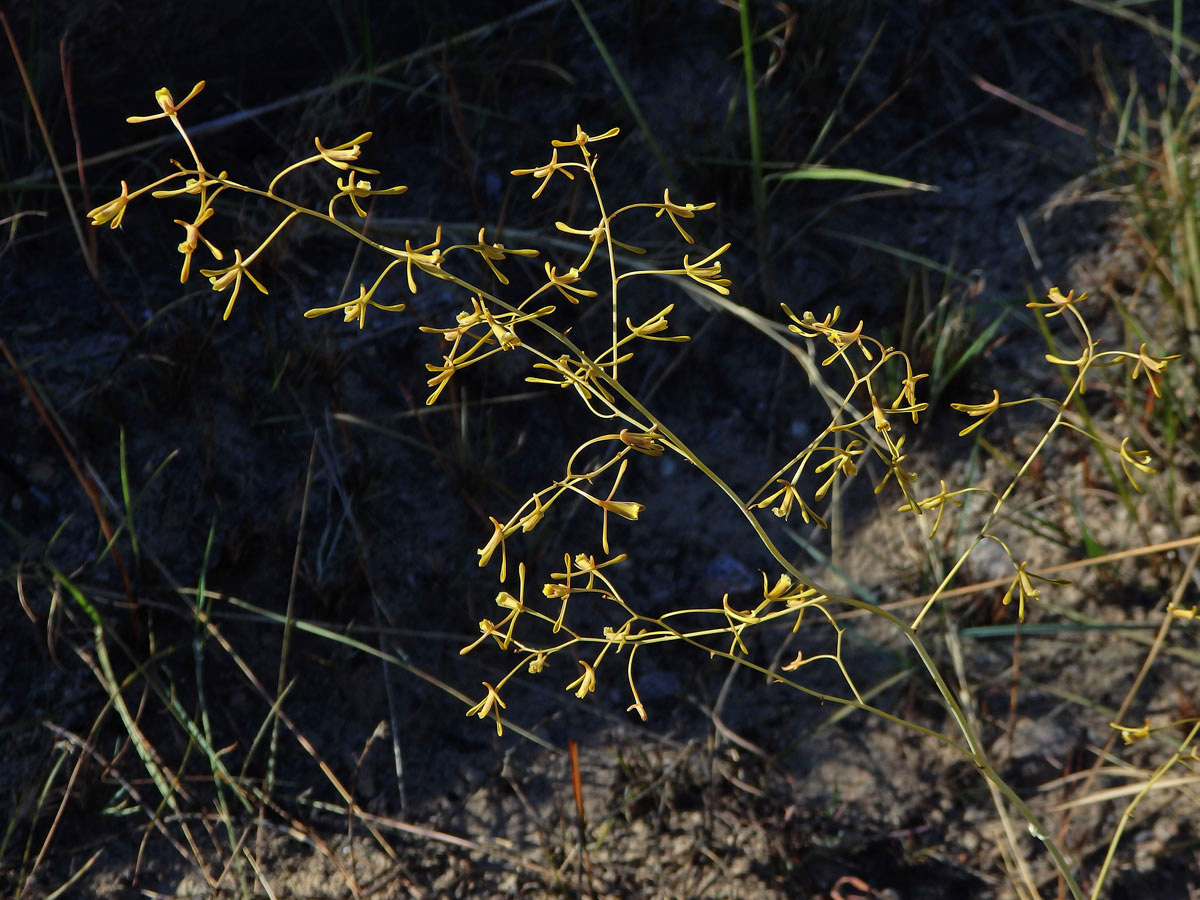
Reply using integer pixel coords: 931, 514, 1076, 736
4, 2, 1194, 897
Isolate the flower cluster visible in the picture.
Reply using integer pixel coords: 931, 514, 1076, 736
91, 92, 1186, 827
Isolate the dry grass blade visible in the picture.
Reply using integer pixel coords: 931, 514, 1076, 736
310, 801, 561, 880
850, 534, 1200, 620
1049, 774, 1200, 812
40, 849, 103, 900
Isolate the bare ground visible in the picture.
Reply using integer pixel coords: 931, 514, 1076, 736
3, 2, 1200, 898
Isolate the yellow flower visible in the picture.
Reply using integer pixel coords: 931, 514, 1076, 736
200, 248, 268, 320
461, 227, 538, 284
760, 572, 821, 609
404, 227, 445, 293
818, 319, 869, 367
263, 135, 381, 194
1000, 561, 1069, 622
1042, 340, 1095, 393
459, 617, 508, 655
1118, 437, 1156, 492
872, 435, 918, 509
328, 172, 407, 218
625, 305, 689, 343
1027, 286, 1088, 318
891, 367, 929, 423
543, 263, 598, 303
722, 592, 762, 626
87, 181, 131, 229
126, 81, 206, 123
565, 660, 597, 699
682, 244, 732, 295
465, 682, 507, 736
783, 304, 838, 338
950, 389, 1001, 436
489, 563, 528, 650
527, 355, 614, 404
511, 147, 576, 199
565, 551, 627, 580
543, 569, 574, 633
897, 479, 965, 537
618, 429, 666, 456
424, 355, 456, 405
763, 573, 794, 602
755, 479, 826, 528
869, 395, 891, 433
476, 516, 510, 581
813, 440, 863, 500
313, 133, 379, 175
782, 304, 876, 365
555, 219, 645, 271
304, 281, 406, 330
173, 205, 223, 283
1108, 718, 1151, 745
602, 620, 638, 647
150, 162, 222, 199
1128, 343, 1181, 397
781, 650, 806, 672
563, 458, 644, 553
597, 498, 644, 520
551, 124, 620, 158
516, 493, 546, 532
480, 301, 521, 350
654, 188, 716, 244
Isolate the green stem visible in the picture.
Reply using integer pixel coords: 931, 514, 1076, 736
738, 0, 766, 223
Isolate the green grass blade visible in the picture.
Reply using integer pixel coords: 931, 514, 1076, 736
817, 228, 973, 284
568, 0, 677, 188
934, 308, 1008, 394
805, 18, 885, 165
738, 0, 765, 221
961, 622, 1160, 639
766, 166, 939, 192
118, 429, 139, 565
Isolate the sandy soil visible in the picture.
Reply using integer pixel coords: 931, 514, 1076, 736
3, 2, 1199, 898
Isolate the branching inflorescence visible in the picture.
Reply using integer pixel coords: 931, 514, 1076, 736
91, 81, 1191, 900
